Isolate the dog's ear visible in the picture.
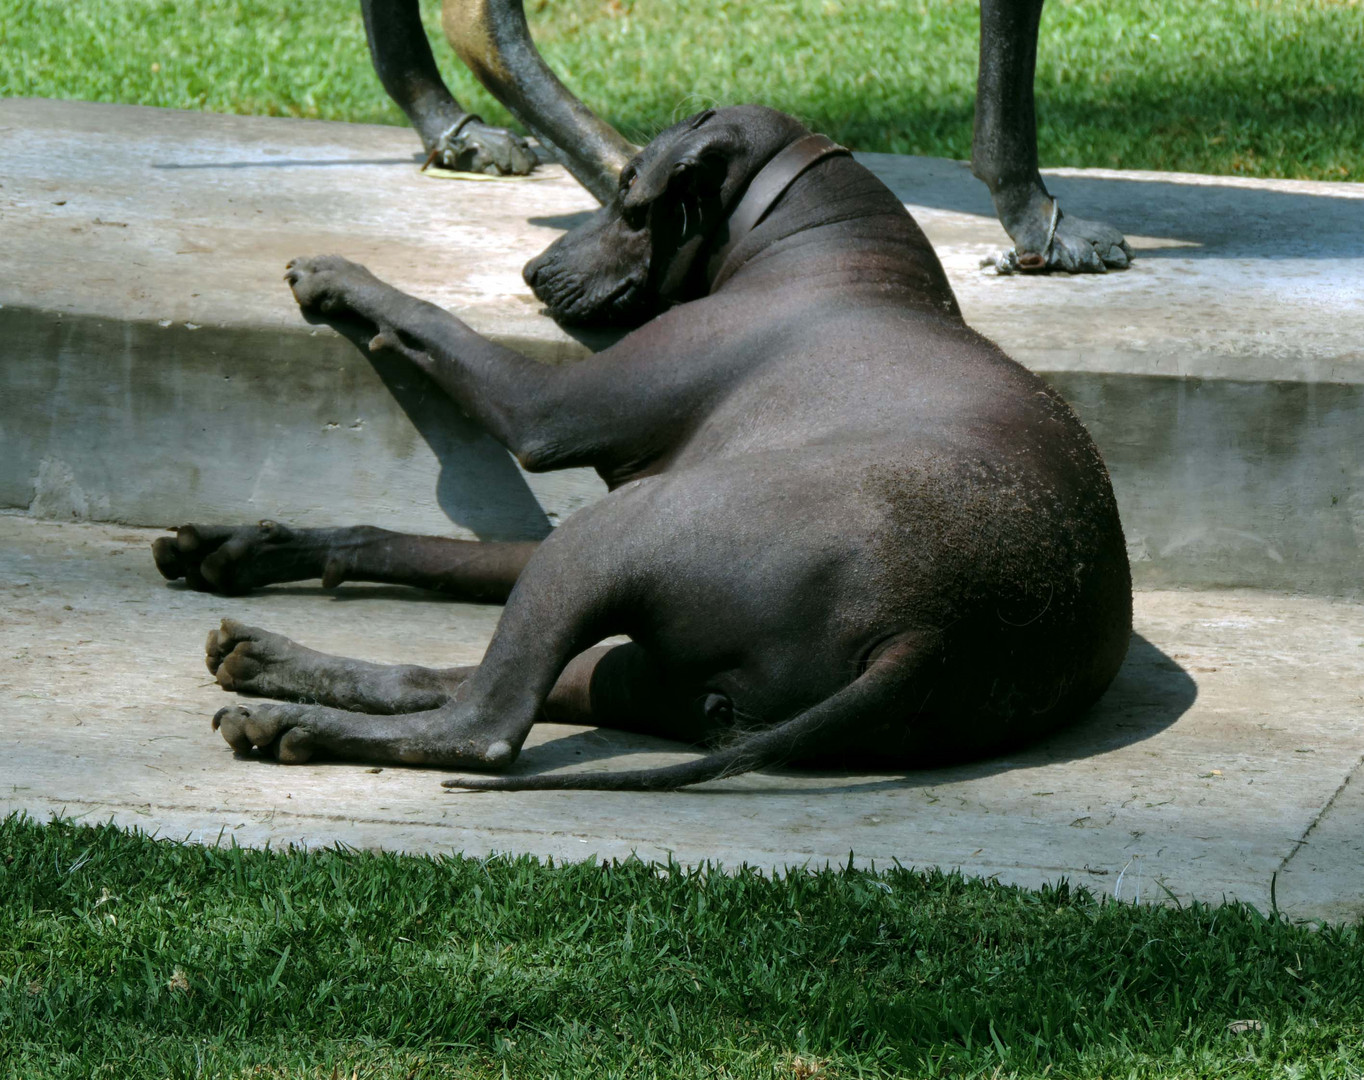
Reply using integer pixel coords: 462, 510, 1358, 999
621, 110, 736, 213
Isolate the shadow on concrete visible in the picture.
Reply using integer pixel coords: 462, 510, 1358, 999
314, 313, 553, 541
510, 632, 1198, 789
528, 211, 597, 233
871, 157, 1363, 262
152, 157, 417, 170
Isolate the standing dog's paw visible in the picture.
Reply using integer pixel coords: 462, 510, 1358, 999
433, 119, 536, 176
1039, 213, 1132, 273
985, 200, 1133, 275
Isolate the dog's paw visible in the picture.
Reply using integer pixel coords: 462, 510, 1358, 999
432, 119, 536, 176
213, 702, 317, 763
284, 255, 380, 314
153, 521, 304, 595
986, 201, 1132, 275
206, 618, 311, 696
1040, 213, 1132, 273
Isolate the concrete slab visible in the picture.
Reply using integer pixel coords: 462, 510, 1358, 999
3, 514, 1361, 923
2, 99, 1360, 593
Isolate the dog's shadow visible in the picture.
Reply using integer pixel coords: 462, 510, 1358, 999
866, 154, 1362, 262
510, 631, 1197, 792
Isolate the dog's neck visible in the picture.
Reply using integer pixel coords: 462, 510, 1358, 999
705, 134, 851, 288
702, 145, 961, 319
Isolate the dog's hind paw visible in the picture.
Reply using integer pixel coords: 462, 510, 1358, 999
207, 619, 312, 697
427, 117, 536, 176
985, 199, 1132, 275
213, 702, 317, 763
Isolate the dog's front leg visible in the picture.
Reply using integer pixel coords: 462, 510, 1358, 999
972, 0, 1131, 273
154, 520, 537, 599
286, 255, 563, 459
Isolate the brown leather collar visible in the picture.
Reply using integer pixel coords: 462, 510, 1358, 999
705, 133, 851, 288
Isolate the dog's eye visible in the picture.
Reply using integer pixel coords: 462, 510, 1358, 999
619, 166, 637, 192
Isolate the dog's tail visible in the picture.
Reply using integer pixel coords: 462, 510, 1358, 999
440, 633, 938, 792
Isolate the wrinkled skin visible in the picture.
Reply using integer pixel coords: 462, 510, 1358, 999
360, 0, 1129, 269
159, 107, 1132, 790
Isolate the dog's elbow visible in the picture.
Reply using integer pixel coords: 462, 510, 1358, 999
515, 438, 568, 473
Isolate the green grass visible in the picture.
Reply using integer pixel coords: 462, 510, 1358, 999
3, 815, 1364, 1078
2, 0, 1361, 180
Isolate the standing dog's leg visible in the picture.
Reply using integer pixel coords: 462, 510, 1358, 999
973, 0, 1131, 273
154, 522, 537, 599
360, 0, 535, 175
440, 0, 636, 201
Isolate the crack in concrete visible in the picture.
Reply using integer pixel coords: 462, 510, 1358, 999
1277, 752, 1364, 875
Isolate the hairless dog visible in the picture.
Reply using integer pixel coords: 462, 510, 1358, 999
358, 0, 1131, 274
154, 106, 1132, 790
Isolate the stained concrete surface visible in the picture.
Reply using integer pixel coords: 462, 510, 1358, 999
2, 99, 1360, 593
2, 514, 1361, 923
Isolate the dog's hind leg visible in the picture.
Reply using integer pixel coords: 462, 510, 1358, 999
442, 631, 946, 791
439, 0, 635, 201
154, 522, 537, 598
207, 491, 663, 769
973, 0, 1131, 273
360, 0, 535, 175
206, 618, 473, 714
207, 622, 702, 743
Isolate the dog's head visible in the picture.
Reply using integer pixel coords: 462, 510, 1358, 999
522, 106, 810, 326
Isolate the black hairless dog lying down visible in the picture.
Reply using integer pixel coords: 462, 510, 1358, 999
154, 106, 1132, 791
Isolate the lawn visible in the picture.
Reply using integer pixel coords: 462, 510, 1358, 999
2, 0, 1361, 181
3, 814, 1364, 1079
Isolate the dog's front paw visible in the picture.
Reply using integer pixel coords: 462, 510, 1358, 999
152, 521, 310, 595
432, 118, 536, 176
284, 255, 380, 315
